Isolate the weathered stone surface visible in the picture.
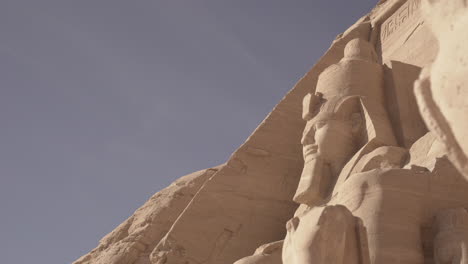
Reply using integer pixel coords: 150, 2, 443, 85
75, 1, 468, 263
384, 61, 426, 148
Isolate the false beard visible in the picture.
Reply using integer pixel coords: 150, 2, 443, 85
293, 156, 333, 206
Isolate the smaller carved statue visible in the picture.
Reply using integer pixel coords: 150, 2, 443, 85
282, 205, 359, 264
434, 208, 468, 264
233, 241, 283, 264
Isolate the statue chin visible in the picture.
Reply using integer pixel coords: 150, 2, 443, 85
293, 156, 332, 206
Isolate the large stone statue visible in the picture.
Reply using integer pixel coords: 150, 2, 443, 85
293, 38, 397, 206
415, 0, 468, 178
286, 37, 426, 264
284, 35, 468, 264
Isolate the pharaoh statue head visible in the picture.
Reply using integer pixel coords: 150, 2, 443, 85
415, 0, 468, 178
294, 38, 395, 206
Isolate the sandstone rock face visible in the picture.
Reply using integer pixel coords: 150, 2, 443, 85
75, 0, 468, 263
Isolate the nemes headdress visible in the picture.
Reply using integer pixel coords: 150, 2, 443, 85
302, 38, 396, 147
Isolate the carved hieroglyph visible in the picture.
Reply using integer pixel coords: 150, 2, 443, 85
74, 1, 468, 263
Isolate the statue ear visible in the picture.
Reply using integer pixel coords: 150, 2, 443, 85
335, 96, 361, 118
334, 96, 363, 135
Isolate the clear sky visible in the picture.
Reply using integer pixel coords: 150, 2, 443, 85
1, 1, 377, 263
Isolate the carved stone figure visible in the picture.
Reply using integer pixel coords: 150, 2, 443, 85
434, 208, 468, 264
415, 0, 468, 178
289, 37, 430, 264
332, 167, 428, 264
282, 205, 360, 264
294, 38, 397, 207
233, 241, 283, 264
288, 2, 468, 263
295, 94, 363, 205
286, 22, 468, 262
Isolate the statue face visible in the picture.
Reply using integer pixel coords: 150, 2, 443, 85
301, 117, 357, 175
294, 96, 362, 205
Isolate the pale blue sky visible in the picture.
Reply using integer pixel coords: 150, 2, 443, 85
0, 1, 376, 263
